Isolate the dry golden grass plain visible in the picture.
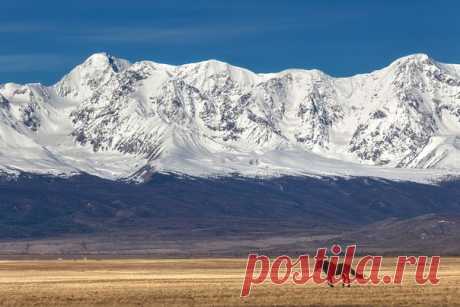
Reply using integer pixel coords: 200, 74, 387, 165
0, 257, 458, 306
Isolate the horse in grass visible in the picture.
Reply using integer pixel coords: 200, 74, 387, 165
322, 260, 364, 287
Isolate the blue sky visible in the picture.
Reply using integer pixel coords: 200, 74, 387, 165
1, 0, 459, 85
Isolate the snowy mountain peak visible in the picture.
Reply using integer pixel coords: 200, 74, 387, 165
0, 53, 459, 182
82, 52, 129, 72
392, 53, 431, 64
176, 59, 258, 93
388, 53, 455, 82
54, 53, 130, 101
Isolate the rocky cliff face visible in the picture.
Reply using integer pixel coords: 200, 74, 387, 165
0, 53, 459, 181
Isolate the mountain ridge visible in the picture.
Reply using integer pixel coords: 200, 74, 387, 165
0, 52, 459, 182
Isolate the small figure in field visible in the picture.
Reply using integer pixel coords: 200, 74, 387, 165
322, 260, 363, 287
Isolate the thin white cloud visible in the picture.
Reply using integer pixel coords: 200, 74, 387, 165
0, 20, 298, 44
0, 22, 55, 33
0, 54, 76, 73
0, 18, 311, 45
66, 22, 299, 44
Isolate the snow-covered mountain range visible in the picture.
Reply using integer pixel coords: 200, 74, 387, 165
1, 53, 459, 182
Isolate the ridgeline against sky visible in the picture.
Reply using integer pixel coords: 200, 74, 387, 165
1, 0, 459, 85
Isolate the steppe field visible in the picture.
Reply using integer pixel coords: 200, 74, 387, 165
0, 258, 459, 307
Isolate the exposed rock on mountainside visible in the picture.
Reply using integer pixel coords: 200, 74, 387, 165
0, 53, 459, 182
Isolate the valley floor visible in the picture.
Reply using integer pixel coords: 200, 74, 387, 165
0, 258, 459, 306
